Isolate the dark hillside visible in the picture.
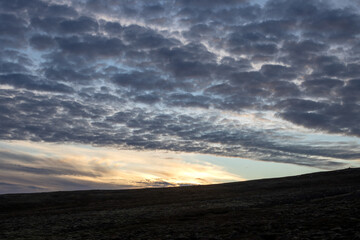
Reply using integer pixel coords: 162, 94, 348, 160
1, 168, 360, 239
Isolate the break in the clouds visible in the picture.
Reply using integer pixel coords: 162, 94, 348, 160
1, 0, 360, 180
0, 141, 243, 194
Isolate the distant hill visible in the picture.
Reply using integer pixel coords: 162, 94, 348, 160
1, 168, 360, 240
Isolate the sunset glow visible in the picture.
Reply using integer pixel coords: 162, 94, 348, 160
1, 0, 360, 194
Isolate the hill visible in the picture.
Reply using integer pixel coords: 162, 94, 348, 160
1, 168, 360, 239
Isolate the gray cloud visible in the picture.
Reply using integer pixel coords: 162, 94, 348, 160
29, 34, 56, 50
0, 74, 74, 93
0, 149, 120, 194
0, 182, 47, 194
1, 88, 357, 169
59, 16, 99, 34
56, 35, 125, 59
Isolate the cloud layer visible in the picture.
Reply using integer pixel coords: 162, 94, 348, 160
0, 141, 243, 194
1, 0, 360, 169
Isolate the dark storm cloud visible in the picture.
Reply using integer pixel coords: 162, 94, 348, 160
31, 17, 68, 33
301, 78, 344, 97
278, 102, 360, 136
302, 9, 360, 43
134, 93, 161, 104
59, 16, 99, 34
175, 0, 247, 8
29, 34, 56, 50
31, 16, 97, 35
0, 74, 73, 93
112, 71, 174, 90
141, 4, 165, 16
103, 21, 123, 35
0, 13, 27, 38
275, 99, 328, 112
44, 67, 93, 83
264, 0, 319, 19
1, 0, 360, 168
167, 58, 214, 79
310, 56, 348, 78
260, 64, 297, 81
57, 36, 125, 58
44, 4, 79, 17
147, 43, 218, 87
167, 93, 211, 108
0, 61, 28, 74
226, 32, 279, 56
122, 25, 179, 49
1, 88, 357, 169
341, 79, 360, 101
0, 0, 47, 14
0, 13, 28, 47
182, 24, 215, 41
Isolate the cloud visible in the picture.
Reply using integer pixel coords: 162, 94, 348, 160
0, 73, 74, 93
56, 35, 125, 59
0, 141, 243, 193
301, 78, 343, 97
112, 70, 174, 91
0, 0, 360, 172
0, 13, 28, 38
175, 0, 248, 8
29, 34, 56, 50
0, 182, 47, 194
59, 16, 99, 34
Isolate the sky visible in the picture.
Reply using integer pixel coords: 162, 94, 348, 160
1, 0, 360, 194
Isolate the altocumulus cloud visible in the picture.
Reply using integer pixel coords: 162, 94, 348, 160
1, 0, 360, 170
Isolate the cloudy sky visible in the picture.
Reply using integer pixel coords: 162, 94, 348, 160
1, 0, 360, 194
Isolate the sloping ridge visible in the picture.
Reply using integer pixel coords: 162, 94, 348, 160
1, 168, 359, 214
1, 168, 360, 240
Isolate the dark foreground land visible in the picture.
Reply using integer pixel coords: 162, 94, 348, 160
1, 168, 360, 240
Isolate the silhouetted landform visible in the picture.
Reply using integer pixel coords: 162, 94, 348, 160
1, 168, 360, 240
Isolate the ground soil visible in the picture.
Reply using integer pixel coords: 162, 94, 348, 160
1, 168, 360, 239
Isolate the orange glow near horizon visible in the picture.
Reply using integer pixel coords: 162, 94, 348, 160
0, 140, 244, 193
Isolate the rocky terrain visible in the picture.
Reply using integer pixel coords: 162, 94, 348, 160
1, 168, 360, 240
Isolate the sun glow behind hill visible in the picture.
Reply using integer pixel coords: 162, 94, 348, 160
2, 139, 352, 194
0, 140, 245, 193
1, 0, 360, 194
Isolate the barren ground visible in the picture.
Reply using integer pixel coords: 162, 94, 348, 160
1, 168, 360, 240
